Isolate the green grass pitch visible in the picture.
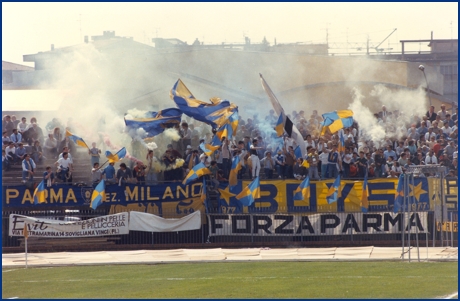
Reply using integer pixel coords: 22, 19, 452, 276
2, 261, 457, 298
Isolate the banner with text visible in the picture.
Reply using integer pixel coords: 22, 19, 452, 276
207, 212, 428, 236
9, 212, 129, 237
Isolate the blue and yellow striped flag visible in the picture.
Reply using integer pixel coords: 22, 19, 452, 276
170, 79, 238, 129
216, 123, 233, 140
228, 155, 242, 187
66, 129, 89, 149
33, 180, 46, 204
326, 175, 341, 204
275, 113, 284, 137
320, 110, 354, 135
236, 177, 260, 206
90, 180, 106, 210
293, 176, 310, 201
105, 147, 127, 162
182, 162, 212, 185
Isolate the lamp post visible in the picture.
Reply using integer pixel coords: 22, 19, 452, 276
419, 65, 432, 107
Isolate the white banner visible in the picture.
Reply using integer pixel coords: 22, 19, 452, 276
9, 212, 129, 237
208, 212, 428, 236
129, 211, 201, 232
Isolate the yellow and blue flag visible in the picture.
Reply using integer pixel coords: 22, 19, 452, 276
293, 176, 310, 201
124, 108, 182, 137
66, 129, 89, 149
33, 180, 46, 204
216, 123, 233, 140
393, 174, 405, 213
228, 111, 239, 133
182, 162, 212, 185
105, 147, 127, 162
361, 173, 369, 213
275, 113, 284, 137
90, 180, 106, 210
228, 155, 242, 187
326, 175, 341, 204
338, 130, 346, 153
320, 110, 354, 135
236, 177, 260, 206
170, 79, 238, 129
199, 142, 218, 156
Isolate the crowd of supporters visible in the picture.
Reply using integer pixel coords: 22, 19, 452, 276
2, 103, 458, 187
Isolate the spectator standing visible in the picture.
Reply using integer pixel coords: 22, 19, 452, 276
116, 163, 133, 186
91, 162, 103, 187
31, 140, 45, 165
88, 142, 101, 167
102, 161, 116, 184
43, 166, 55, 187
260, 151, 275, 179
274, 150, 286, 179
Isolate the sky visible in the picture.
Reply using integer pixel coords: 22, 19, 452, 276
2, 2, 458, 66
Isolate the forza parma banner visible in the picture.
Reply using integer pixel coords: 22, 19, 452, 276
207, 212, 428, 236
9, 212, 129, 237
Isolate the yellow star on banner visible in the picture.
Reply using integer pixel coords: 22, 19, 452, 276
218, 185, 236, 205
409, 182, 428, 201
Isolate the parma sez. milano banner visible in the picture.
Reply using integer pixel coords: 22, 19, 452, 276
3, 178, 457, 217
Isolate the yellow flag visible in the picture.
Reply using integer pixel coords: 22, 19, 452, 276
23, 223, 29, 239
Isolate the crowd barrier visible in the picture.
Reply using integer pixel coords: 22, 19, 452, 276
2, 178, 457, 250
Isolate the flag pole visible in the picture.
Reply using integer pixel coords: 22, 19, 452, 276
24, 222, 28, 269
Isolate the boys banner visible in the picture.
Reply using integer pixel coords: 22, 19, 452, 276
217, 178, 436, 214
207, 212, 428, 237
9, 213, 129, 237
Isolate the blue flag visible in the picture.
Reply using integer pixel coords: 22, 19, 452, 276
124, 108, 182, 138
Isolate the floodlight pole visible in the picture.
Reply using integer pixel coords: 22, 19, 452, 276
419, 65, 432, 107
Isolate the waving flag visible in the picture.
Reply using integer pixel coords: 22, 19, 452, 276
216, 123, 233, 140
182, 162, 212, 185
124, 108, 182, 138
320, 110, 354, 135
259, 74, 306, 157
361, 173, 369, 213
293, 176, 310, 202
393, 174, 405, 213
228, 155, 242, 187
33, 180, 46, 204
105, 147, 127, 162
326, 175, 341, 204
275, 113, 284, 137
236, 177, 260, 206
170, 79, 238, 129
90, 180, 106, 210
66, 130, 89, 149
